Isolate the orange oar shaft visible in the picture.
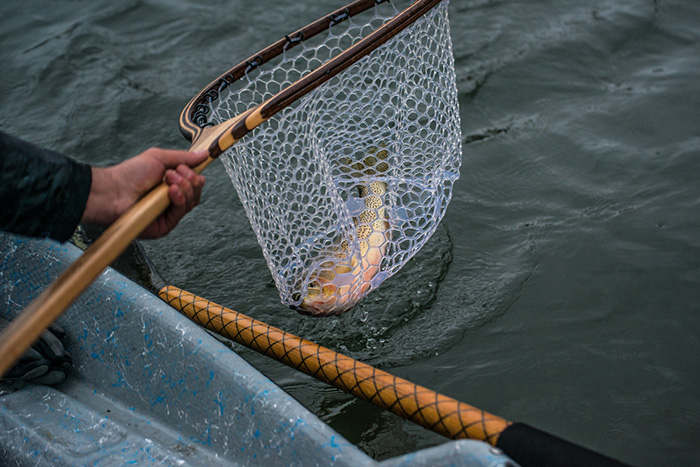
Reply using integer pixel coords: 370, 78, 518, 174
159, 285, 510, 443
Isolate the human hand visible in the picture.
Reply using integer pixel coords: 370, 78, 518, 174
82, 148, 208, 239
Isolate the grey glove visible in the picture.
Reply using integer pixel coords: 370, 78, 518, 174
0, 316, 72, 385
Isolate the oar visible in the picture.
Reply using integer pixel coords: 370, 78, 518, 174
0, 0, 444, 378
160, 285, 630, 467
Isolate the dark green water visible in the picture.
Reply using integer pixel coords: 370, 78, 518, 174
2, 1, 699, 465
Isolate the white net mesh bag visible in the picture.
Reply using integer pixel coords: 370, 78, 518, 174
211, 1, 461, 315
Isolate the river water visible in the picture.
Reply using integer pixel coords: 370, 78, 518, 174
1, 1, 698, 465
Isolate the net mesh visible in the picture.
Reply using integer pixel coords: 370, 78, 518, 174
210, 1, 461, 316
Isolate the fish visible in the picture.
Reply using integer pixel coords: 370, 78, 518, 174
298, 144, 390, 316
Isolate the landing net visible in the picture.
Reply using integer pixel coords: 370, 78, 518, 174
209, 1, 460, 315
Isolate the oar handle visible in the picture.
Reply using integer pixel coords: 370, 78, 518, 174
0, 157, 215, 378
496, 423, 631, 467
159, 285, 630, 467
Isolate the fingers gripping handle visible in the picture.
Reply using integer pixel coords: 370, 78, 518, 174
0, 112, 245, 380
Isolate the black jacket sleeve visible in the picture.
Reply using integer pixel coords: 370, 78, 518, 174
0, 131, 92, 242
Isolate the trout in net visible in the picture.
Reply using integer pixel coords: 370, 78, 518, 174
204, 1, 461, 316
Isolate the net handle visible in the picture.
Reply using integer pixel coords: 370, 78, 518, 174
0, 0, 445, 381
160, 285, 630, 467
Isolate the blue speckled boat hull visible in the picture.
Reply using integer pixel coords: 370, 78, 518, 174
0, 233, 515, 466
